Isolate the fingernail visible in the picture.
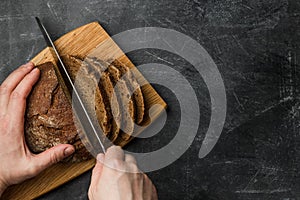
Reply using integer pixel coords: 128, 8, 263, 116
64, 146, 75, 157
97, 153, 105, 162
30, 67, 39, 73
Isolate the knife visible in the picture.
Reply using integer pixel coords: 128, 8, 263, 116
35, 17, 106, 156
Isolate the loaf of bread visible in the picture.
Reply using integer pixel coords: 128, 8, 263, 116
25, 62, 91, 162
25, 55, 145, 162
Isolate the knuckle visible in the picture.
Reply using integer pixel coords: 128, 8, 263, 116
0, 84, 9, 95
14, 67, 27, 75
11, 91, 24, 100
0, 115, 9, 132
111, 159, 124, 169
13, 65, 30, 77
19, 64, 29, 71
49, 151, 60, 164
128, 163, 139, 173
108, 145, 122, 153
127, 154, 136, 161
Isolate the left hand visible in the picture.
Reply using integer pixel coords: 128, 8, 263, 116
0, 62, 75, 196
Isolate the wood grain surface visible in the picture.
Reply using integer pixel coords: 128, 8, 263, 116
1, 22, 166, 200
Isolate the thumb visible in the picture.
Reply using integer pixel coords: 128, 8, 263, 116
31, 144, 75, 175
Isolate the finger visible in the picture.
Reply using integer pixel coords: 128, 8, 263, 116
142, 175, 156, 200
91, 154, 105, 185
8, 68, 40, 130
0, 63, 35, 114
125, 154, 137, 164
126, 162, 141, 174
30, 144, 75, 176
105, 145, 125, 162
151, 184, 158, 200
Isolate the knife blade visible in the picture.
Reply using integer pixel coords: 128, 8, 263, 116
35, 17, 106, 155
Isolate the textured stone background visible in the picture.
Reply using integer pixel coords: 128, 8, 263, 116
0, 0, 299, 199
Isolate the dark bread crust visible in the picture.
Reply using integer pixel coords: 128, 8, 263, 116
25, 62, 91, 162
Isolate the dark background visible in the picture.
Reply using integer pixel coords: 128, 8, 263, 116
0, 0, 299, 199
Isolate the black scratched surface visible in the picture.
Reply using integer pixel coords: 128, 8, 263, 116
0, 0, 300, 199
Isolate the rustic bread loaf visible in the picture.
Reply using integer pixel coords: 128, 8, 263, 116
25, 62, 91, 162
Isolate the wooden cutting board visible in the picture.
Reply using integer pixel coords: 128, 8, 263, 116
1, 22, 166, 200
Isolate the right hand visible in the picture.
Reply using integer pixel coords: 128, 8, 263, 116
88, 146, 158, 200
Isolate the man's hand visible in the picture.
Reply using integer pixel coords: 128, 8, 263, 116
0, 63, 75, 196
88, 146, 158, 200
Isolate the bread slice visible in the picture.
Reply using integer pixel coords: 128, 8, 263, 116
83, 57, 121, 143
107, 63, 135, 141
61, 55, 111, 137
83, 57, 137, 142
25, 62, 91, 162
110, 59, 145, 124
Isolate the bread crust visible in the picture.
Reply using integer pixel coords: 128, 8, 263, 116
25, 62, 91, 162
